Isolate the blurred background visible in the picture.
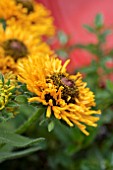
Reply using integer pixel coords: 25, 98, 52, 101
38, 0, 113, 72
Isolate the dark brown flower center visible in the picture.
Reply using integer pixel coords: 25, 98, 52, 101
16, 0, 34, 14
61, 77, 74, 87
46, 74, 79, 104
2, 39, 28, 61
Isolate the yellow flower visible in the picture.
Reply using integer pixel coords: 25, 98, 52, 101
15, 0, 55, 37
0, 73, 15, 110
0, 56, 17, 74
0, 0, 55, 37
0, 0, 26, 26
18, 54, 101, 135
4, 71, 17, 86
0, 25, 53, 73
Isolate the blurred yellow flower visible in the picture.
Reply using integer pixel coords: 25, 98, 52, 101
15, 0, 55, 37
0, 56, 17, 74
0, 0, 55, 37
0, 25, 53, 73
0, 0, 26, 26
18, 54, 101, 135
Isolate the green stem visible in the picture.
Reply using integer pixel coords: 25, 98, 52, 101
15, 107, 45, 134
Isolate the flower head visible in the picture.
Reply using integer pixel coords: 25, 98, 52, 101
0, 0, 26, 26
0, 0, 55, 37
0, 25, 53, 73
14, 0, 55, 37
18, 54, 101, 135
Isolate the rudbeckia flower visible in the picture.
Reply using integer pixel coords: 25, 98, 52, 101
0, 25, 53, 73
15, 0, 55, 37
18, 54, 101, 135
0, 0, 26, 26
0, 0, 55, 37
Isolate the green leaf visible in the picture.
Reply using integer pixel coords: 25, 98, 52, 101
0, 18, 6, 30
0, 73, 4, 84
56, 49, 68, 58
39, 118, 47, 126
95, 13, 104, 29
57, 31, 69, 45
6, 79, 11, 86
98, 30, 112, 43
83, 24, 95, 33
100, 56, 113, 71
16, 107, 46, 134
0, 117, 6, 123
7, 101, 18, 107
102, 30, 112, 37
0, 145, 45, 162
66, 144, 82, 156
80, 61, 97, 74
48, 121, 55, 132
75, 43, 100, 56
0, 109, 14, 123
0, 128, 44, 147
106, 80, 113, 94
15, 95, 28, 103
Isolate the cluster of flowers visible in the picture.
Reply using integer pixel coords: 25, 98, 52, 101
0, 0, 55, 74
0, 0, 101, 135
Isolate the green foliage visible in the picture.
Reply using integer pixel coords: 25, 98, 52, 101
106, 80, 113, 93
0, 18, 6, 30
53, 30, 73, 59
48, 120, 55, 132
0, 128, 44, 148
57, 31, 69, 45
15, 95, 28, 103
0, 124, 45, 162
0, 77, 46, 162
83, 24, 96, 33
16, 107, 46, 134
0, 146, 44, 162
94, 13, 104, 29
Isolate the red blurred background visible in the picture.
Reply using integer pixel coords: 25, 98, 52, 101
37, 0, 113, 72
